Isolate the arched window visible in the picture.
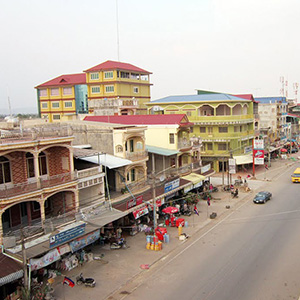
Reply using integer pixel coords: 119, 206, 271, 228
26, 153, 35, 178
0, 156, 11, 184
116, 145, 123, 153
39, 152, 48, 175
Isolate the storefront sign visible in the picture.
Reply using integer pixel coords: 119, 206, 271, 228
228, 158, 236, 174
132, 205, 149, 219
69, 229, 100, 253
126, 195, 143, 209
244, 146, 252, 154
49, 223, 86, 248
30, 249, 61, 271
164, 178, 180, 193
149, 198, 164, 210
254, 149, 264, 165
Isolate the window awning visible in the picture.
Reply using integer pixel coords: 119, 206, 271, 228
80, 153, 132, 169
146, 145, 179, 156
84, 208, 128, 227
233, 155, 253, 165
182, 173, 206, 192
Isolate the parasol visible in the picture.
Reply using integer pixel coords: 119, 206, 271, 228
162, 206, 179, 214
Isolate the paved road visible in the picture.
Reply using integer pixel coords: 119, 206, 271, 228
116, 163, 300, 300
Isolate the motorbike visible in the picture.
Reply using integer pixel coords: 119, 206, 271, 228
110, 237, 128, 249
180, 207, 192, 216
76, 273, 96, 288
231, 190, 239, 198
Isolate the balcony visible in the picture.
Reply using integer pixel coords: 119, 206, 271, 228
178, 138, 191, 149
125, 150, 148, 161
76, 166, 102, 179
192, 114, 253, 124
0, 172, 77, 199
0, 126, 72, 144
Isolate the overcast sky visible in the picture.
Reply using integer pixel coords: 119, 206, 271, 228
1, 0, 299, 114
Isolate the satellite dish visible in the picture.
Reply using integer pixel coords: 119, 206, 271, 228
159, 175, 165, 182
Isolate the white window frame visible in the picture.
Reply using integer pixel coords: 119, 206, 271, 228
105, 85, 114, 93
64, 101, 73, 108
133, 87, 139, 93
41, 102, 48, 109
63, 87, 72, 95
50, 88, 59, 96
104, 71, 113, 79
90, 73, 99, 80
52, 102, 60, 108
91, 86, 100, 94
39, 89, 47, 97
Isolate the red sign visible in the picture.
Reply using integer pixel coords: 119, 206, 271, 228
127, 195, 144, 209
132, 205, 149, 219
149, 198, 163, 210
253, 149, 264, 165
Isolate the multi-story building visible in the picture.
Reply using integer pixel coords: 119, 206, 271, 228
146, 90, 255, 172
35, 60, 152, 121
35, 74, 88, 122
0, 125, 106, 246
66, 120, 149, 197
255, 97, 288, 142
83, 114, 202, 176
84, 60, 152, 115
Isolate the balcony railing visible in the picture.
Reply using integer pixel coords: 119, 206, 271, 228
125, 150, 148, 161
76, 166, 102, 179
0, 125, 72, 144
178, 139, 191, 149
192, 114, 253, 123
0, 172, 77, 199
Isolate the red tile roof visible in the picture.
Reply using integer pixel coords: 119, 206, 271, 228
234, 94, 256, 101
84, 60, 151, 74
35, 73, 86, 88
84, 114, 193, 126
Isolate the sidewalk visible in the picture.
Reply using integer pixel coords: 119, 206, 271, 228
52, 156, 299, 300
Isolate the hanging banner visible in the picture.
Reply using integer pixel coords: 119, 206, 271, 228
228, 158, 236, 174
127, 195, 143, 209
69, 229, 100, 253
254, 149, 264, 165
30, 249, 61, 271
164, 178, 180, 193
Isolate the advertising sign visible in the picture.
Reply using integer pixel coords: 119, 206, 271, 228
127, 195, 143, 209
132, 205, 149, 219
49, 223, 86, 248
69, 229, 100, 253
228, 158, 236, 174
30, 249, 61, 270
253, 140, 264, 150
164, 178, 180, 193
254, 149, 264, 165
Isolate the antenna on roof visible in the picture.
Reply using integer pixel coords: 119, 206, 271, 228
116, 0, 120, 61
7, 86, 12, 117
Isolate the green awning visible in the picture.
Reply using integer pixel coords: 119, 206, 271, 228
146, 145, 179, 156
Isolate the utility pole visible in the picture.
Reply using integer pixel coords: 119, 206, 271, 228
20, 228, 28, 289
152, 153, 157, 230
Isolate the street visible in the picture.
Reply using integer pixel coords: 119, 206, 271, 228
111, 163, 300, 300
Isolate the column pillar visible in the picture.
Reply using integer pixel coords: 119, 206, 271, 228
40, 198, 45, 228
0, 212, 3, 245
33, 152, 40, 188
74, 189, 79, 212
69, 147, 74, 175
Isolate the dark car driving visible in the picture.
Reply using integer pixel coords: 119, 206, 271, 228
253, 191, 272, 204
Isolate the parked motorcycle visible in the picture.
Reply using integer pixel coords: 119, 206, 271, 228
110, 237, 128, 249
231, 190, 239, 198
76, 273, 96, 288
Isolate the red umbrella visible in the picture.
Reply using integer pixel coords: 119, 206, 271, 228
281, 148, 288, 152
162, 206, 179, 214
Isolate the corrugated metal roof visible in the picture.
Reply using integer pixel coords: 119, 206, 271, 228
81, 153, 132, 169
35, 73, 86, 88
254, 97, 287, 103
150, 93, 250, 103
146, 145, 179, 156
84, 114, 192, 126
84, 60, 151, 74
0, 253, 23, 286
